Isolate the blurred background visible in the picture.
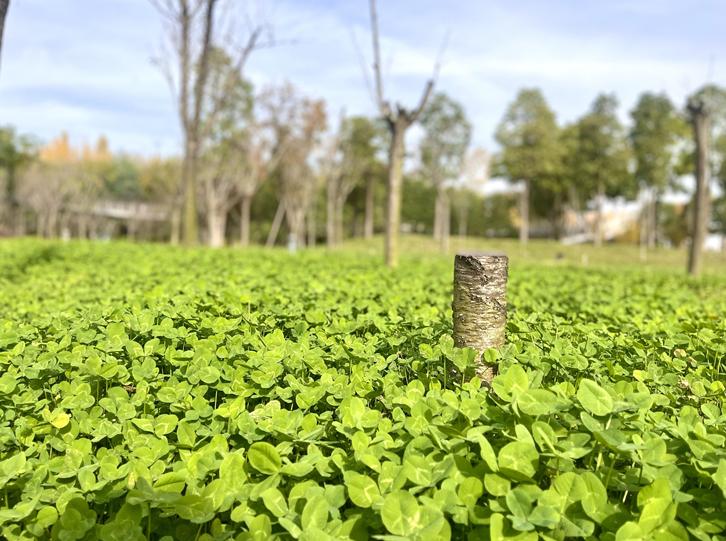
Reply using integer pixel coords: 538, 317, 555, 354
0, 0, 725, 272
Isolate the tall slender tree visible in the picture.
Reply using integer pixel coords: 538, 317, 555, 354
630, 92, 688, 248
576, 94, 631, 246
368, 0, 435, 267
419, 92, 472, 252
495, 88, 561, 245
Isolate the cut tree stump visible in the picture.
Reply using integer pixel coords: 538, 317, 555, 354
452, 252, 508, 383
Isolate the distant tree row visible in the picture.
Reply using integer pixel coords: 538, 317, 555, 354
1, 0, 725, 275
495, 85, 726, 274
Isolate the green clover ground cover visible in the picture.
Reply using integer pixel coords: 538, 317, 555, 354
0, 239, 725, 541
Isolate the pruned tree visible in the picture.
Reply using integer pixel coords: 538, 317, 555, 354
152, 0, 267, 245
419, 92, 472, 252
495, 88, 562, 245
368, 0, 435, 267
685, 84, 726, 276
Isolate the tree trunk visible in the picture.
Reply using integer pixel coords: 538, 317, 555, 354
688, 112, 710, 277
364, 173, 375, 239
647, 190, 657, 249
639, 201, 648, 261
4, 166, 19, 235
307, 207, 316, 247
433, 189, 442, 241
439, 190, 450, 253
181, 141, 199, 245
594, 181, 604, 247
326, 179, 337, 247
551, 191, 563, 241
170, 205, 181, 245
285, 207, 305, 252
239, 194, 252, 247
78, 214, 89, 240
266, 200, 285, 247
519, 180, 529, 245
127, 219, 138, 241
207, 205, 226, 248
385, 121, 406, 267
457, 204, 468, 237
47, 210, 58, 238
335, 196, 345, 245
452, 253, 508, 384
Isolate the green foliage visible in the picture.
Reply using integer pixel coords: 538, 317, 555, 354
495, 88, 562, 186
629, 92, 688, 193
573, 94, 633, 199
419, 93, 472, 186
0, 240, 725, 539
101, 157, 143, 201
495, 88, 569, 230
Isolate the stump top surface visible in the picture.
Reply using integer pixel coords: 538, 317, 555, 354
455, 251, 507, 259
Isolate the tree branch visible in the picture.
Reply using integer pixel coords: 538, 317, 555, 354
368, 0, 391, 119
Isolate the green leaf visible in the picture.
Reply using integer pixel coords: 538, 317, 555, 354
51, 498, 96, 540
576, 379, 613, 416
247, 442, 281, 475
516, 388, 563, 416
154, 414, 178, 436
174, 494, 216, 523
49, 410, 71, 429
712, 459, 726, 498
261, 487, 288, 518
498, 441, 539, 481
381, 491, 422, 536
492, 364, 529, 401
301, 494, 329, 531
344, 471, 381, 508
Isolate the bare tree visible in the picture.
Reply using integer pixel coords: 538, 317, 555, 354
262, 84, 327, 250
322, 124, 345, 247
369, 0, 435, 267
152, 0, 266, 245
18, 162, 76, 237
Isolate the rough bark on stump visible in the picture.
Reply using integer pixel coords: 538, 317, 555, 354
452, 253, 508, 383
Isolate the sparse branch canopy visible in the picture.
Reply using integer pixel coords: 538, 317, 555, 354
368, 0, 389, 119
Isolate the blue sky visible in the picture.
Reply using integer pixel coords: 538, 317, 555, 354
1, 0, 725, 157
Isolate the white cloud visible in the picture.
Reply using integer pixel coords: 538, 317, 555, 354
0, 0, 724, 158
